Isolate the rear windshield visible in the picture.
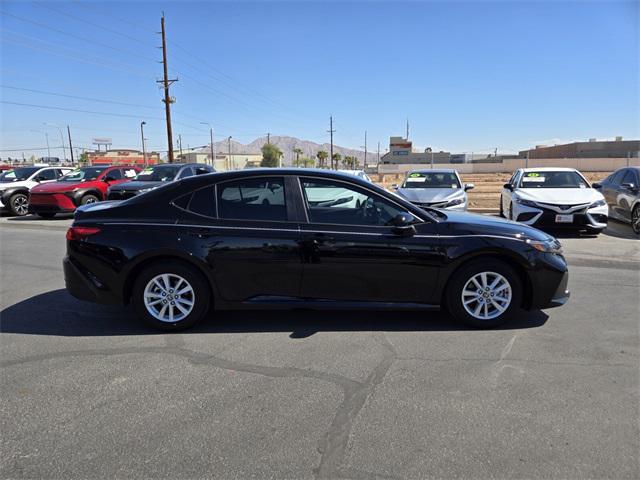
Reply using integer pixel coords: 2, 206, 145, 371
0, 167, 39, 182
519, 171, 589, 189
135, 165, 180, 182
402, 172, 461, 189
59, 167, 107, 182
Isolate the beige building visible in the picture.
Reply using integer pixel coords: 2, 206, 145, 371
380, 137, 451, 164
176, 151, 262, 171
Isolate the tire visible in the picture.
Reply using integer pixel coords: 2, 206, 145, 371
80, 194, 99, 206
446, 259, 523, 329
37, 212, 56, 219
132, 260, 210, 331
632, 205, 640, 235
8, 192, 29, 216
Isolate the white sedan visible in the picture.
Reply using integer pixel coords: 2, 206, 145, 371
500, 167, 608, 234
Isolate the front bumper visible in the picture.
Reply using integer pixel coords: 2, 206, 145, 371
513, 202, 608, 230
546, 270, 570, 308
29, 193, 77, 213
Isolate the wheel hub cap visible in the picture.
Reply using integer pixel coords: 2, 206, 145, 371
143, 273, 195, 323
461, 271, 512, 320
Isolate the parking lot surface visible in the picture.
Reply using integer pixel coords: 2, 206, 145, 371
1, 215, 638, 479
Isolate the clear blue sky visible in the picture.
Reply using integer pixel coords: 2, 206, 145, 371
1, 0, 638, 159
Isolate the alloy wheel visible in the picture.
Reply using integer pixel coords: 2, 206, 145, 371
461, 271, 512, 320
12, 195, 29, 216
143, 274, 195, 323
633, 207, 640, 234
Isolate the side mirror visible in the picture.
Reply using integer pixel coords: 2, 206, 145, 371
592, 182, 602, 189
621, 182, 637, 191
390, 212, 416, 237
464, 183, 475, 191
503, 183, 513, 191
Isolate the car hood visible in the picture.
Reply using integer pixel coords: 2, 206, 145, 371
108, 180, 163, 191
436, 210, 553, 242
30, 181, 86, 193
397, 187, 463, 203
516, 188, 603, 205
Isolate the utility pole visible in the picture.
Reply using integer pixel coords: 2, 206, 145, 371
362, 130, 367, 169
210, 128, 215, 167
45, 132, 50, 159
431, 150, 434, 169
178, 134, 183, 157
227, 136, 232, 171
327, 116, 335, 169
140, 121, 147, 167
376, 141, 380, 174
157, 13, 178, 163
267, 132, 270, 144
67, 125, 74, 165
526, 150, 529, 168
406, 118, 409, 139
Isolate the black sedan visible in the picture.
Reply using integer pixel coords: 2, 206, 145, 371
594, 166, 640, 234
106, 163, 214, 200
64, 169, 570, 331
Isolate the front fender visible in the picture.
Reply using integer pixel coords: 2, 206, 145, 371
69, 188, 104, 205
1, 187, 29, 205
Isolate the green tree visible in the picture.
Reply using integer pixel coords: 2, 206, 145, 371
301, 156, 315, 168
331, 152, 342, 169
343, 155, 359, 169
293, 147, 304, 167
316, 150, 328, 168
261, 143, 282, 167
79, 151, 89, 165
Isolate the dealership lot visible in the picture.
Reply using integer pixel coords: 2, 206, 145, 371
1, 217, 638, 479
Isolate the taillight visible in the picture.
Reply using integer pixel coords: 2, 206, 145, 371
66, 226, 101, 241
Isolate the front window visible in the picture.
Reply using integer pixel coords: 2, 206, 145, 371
0, 167, 39, 182
301, 177, 411, 226
402, 172, 461, 189
59, 167, 107, 182
519, 171, 589, 189
135, 165, 181, 182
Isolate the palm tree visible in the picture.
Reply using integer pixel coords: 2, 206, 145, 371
293, 147, 304, 167
331, 152, 342, 170
316, 150, 328, 169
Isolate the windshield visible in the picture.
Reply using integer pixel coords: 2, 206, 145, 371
519, 171, 590, 189
59, 167, 107, 182
135, 166, 180, 182
0, 167, 39, 182
402, 172, 461, 189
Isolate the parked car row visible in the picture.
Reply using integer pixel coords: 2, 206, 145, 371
391, 166, 640, 235
0, 163, 214, 218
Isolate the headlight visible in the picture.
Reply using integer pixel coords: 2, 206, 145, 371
527, 238, 563, 254
515, 197, 538, 208
445, 197, 465, 207
589, 199, 606, 208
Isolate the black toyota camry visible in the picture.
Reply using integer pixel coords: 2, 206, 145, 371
64, 169, 570, 331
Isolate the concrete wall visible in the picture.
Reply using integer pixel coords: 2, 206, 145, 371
376, 157, 640, 174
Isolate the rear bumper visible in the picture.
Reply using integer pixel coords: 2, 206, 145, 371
63, 256, 121, 305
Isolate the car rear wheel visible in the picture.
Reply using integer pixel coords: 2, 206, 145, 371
132, 261, 210, 331
446, 259, 522, 328
632, 205, 640, 235
80, 194, 99, 205
8, 192, 29, 216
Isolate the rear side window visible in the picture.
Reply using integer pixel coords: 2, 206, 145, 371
106, 169, 122, 180
177, 167, 195, 179
37, 169, 56, 181
187, 186, 215, 217
195, 166, 211, 175
621, 170, 636, 186
609, 170, 626, 186
217, 177, 286, 221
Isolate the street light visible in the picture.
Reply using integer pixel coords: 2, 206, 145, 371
43, 123, 66, 162
200, 122, 215, 167
140, 122, 147, 167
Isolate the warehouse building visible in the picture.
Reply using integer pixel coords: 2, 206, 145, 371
380, 137, 451, 164
87, 149, 160, 165
519, 137, 639, 159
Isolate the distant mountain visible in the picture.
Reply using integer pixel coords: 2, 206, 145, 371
197, 135, 377, 167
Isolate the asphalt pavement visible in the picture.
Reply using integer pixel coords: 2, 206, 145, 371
1, 215, 638, 479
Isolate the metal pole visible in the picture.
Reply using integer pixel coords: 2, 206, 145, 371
45, 132, 50, 159
210, 128, 214, 167
228, 136, 232, 171
159, 14, 177, 163
67, 125, 74, 165
431, 151, 434, 169
140, 121, 147, 167
526, 151, 529, 169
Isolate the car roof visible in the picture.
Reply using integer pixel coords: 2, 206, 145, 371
520, 167, 578, 172
407, 168, 458, 174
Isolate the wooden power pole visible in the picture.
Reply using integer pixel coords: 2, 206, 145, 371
157, 14, 178, 163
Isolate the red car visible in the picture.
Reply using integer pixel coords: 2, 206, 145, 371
29, 165, 140, 218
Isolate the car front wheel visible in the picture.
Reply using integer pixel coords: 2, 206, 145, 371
80, 194, 99, 205
632, 205, 640, 235
132, 261, 210, 331
8, 193, 29, 216
446, 259, 523, 328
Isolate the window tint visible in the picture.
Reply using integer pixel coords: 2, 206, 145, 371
621, 170, 636, 186
177, 167, 194, 179
37, 169, 57, 181
188, 186, 215, 217
301, 177, 409, 226
610, 170, 626, 186
106, 169, 122, 180
217, 177, 286, 221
